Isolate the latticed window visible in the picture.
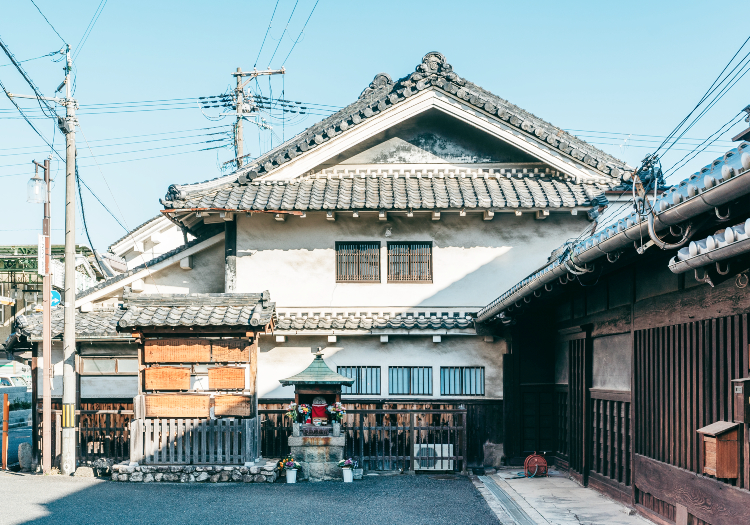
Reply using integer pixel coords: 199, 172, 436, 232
440, 367, 485, 396
389, 366, 432, 395
387, 242, 432, 282
337, 366, 381, 395
335, 242, 380, 282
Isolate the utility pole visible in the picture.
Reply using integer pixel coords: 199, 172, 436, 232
12, 45, 78, 475
32, 159, 52, 474
60, 45, 77, 476
231, 66, 284, 167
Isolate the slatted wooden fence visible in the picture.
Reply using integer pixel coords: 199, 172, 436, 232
129, 417, 259, 465
589, 391, 631, 489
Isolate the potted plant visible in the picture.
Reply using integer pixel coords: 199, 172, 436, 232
327, 402, 346, 436
297, 403, 311, 424
281, 456, 301, 483
338, 458, 354, 482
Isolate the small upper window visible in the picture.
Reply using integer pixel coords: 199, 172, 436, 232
81, 358, 138, 375
335, 242, 380, 283
387, 242, 432, 283
440, 367, 485, 396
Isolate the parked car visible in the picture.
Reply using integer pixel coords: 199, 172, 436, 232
0, 375, 31, 392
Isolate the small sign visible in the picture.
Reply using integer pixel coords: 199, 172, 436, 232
50, 290, 61, 307
37, 234, 48, 275
302, 426, 331, 437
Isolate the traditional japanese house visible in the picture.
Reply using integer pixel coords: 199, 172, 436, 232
476, 138, 750, 524
8, 51, 637, 471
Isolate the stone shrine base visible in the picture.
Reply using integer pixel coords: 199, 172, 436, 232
289, 435, 345, 482
111, 462, 279, 483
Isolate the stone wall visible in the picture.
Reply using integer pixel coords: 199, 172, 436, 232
111, 462, 279, 483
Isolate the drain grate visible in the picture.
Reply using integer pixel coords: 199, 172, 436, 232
428, 474, 459, 480
478, 475, 536, 525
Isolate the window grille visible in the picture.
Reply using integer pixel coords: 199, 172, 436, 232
335, 242, 380, 282
337, 366, 381, 395
387, 242, 432, 282
389, 366, 432, 395
440, 367, 485, 396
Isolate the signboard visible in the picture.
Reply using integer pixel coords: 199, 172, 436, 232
37, 234, 48, 276
50, 290, 61, 307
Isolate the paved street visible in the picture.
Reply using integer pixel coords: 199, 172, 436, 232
0, 471, 500, 525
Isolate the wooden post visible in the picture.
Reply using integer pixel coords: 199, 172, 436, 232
410, 412, 415, 471
130, 419, 143, 464
462, 410, 468, 474
31, 353, 38, 467
2, 393, 8, 470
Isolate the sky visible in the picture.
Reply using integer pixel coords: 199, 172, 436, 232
0, 0, 748, 250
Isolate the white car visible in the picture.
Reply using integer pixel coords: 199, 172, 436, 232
0, 375, 31, 392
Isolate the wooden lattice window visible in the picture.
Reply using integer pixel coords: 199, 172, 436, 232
440, 367, 485, 396
387, 242, 432, 282
389, 366, 433, 395
338, 366, 381, 395
335, 242, 380, 283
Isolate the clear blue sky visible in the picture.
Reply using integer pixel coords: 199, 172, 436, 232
1, 0, 748, 249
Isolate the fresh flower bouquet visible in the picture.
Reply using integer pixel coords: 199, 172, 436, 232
285, 403, 298, 421
338, 458, 354, 469
327, 402, 346, 421
298, 404, 311, 421
279, 455, 300, 471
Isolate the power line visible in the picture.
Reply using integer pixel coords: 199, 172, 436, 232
28, 0, 67, 44
254, 0, 280, 67
281, 0, 319, 67
73, 0, 108, 63
0, 35, 58, 118
267, 0, 299, 67
0, 50, 60, 68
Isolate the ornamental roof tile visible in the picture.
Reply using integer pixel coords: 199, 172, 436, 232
275, 313, 473, 332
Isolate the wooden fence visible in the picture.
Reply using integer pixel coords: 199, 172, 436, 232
589, 391, 631, 496
129, 417, 259, 465
259, 407, 467, 472
38, 408, 134, 467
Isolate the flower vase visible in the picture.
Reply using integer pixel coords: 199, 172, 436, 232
342, 467, 353, 483
332, 420, 341, 437
292, 422, 300, 437
286, 469, 298, 483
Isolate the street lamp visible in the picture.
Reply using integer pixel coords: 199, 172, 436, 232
27, 168, 47, 204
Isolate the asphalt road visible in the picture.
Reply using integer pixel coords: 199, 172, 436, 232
0, 471, 500, 525
4, 427, 31, 466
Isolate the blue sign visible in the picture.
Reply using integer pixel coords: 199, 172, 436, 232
51, 290, 61, 307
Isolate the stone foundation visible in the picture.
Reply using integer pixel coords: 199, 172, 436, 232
289, 435, 345, 482
111, 462, 280, 483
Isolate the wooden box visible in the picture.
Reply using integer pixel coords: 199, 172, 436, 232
214, 395, 252, 417
144, 366, 191, 391
732, 378, 750, 423
211, 340, 250, 363
208, 367, 245, 390
697, 421, 740, 479
145, 338, 211, 363
144, 394, 210, 418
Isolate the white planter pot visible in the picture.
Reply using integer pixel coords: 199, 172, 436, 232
342, 468, 353, 483
286, 469, 298, 484
292, 422, 300, 437
332, 421, 341, 437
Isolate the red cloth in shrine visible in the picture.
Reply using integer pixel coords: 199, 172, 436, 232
311, 404, 327, 419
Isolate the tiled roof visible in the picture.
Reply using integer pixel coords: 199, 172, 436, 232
16, 308, 127, 339
118, 291, 275, 329
163, 52, 628, 203
108, 214, 163, 251
163, 168, 610, 213
669, 218, 750, 274
276, 313, 473, 332
476, 142, 750, 323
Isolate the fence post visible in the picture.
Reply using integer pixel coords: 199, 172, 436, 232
130, 419, 143, 465
2, 393, 8, 470
409, 412, 415, 472
243, 418, 252, 465
462, 410, 468, 474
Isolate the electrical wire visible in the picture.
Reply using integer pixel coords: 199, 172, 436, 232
266, 0, 299, 67
28, 0, 67, 44
0, 35, 58, 118
254, 0, 280, 67
281, 0, 319, 67
73, 0, 107, 63
0, 50, 60, 68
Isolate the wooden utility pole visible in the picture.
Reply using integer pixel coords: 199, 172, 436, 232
231, 66, 285, 167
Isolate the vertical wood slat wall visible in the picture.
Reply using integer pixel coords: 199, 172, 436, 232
634, 314, 750, 488
568, 338, 587, 477
590, 397, 631, 486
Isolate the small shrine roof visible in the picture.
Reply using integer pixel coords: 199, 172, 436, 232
279, 352, 355, 386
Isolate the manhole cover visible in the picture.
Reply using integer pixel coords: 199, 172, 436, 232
428, 474, 458, 480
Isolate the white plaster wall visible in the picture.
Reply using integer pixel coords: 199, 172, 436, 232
116, 218, 187, 269
139, 241, 225, 295
234, 211, 588, 309
258, 334, 506, 400
80, 376, 137, 399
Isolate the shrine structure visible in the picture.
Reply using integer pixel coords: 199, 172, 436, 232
279, 351, 354, 481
